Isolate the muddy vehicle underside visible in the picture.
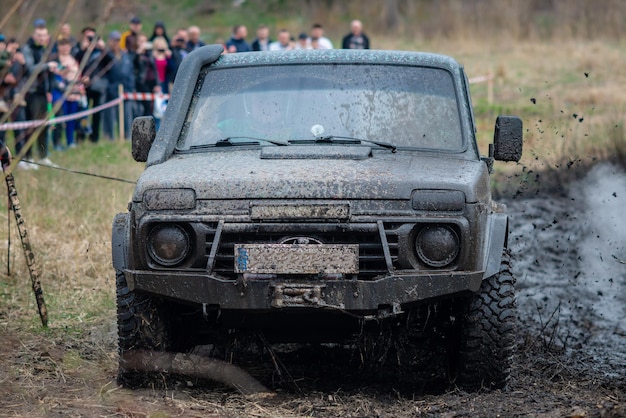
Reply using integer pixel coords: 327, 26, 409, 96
112, 45, 523, 390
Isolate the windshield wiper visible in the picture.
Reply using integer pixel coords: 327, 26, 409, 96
215, 138, 259, 147
181, 139, 259, 150
314, 135, 397, 152
183, 137, 290, 150
218, 137, 290, 146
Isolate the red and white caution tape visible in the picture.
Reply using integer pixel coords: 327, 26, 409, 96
468, 74, 493, 84
0, 97, 123, 131
122, 92, 170, 101
53, 97, 122, 124
0, 92, 171, 132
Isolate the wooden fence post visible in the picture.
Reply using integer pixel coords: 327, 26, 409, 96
118, 84, 125, 142
487, 66, 494, 105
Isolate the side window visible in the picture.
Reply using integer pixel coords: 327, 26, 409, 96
461, 69, 479, 156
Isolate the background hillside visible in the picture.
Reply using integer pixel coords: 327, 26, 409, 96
2, 0, 626, 47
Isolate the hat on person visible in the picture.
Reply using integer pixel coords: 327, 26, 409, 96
109, 30, 121, 41
130, 16, 141, 24
298, 32, 308, 40
0, 34, 5, 43
34, 18, 46, 28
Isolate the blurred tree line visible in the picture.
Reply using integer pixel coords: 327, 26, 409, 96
2, 0, 625, 41
294, 0, 626, 40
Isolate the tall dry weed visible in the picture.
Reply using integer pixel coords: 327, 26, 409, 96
607, 119, 626, 168
0, 141, 141, 329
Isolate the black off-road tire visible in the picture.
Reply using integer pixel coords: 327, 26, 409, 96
451, 250, 516, 391
116, 269, 172, 386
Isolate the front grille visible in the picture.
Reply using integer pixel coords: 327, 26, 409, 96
205, 223, 400, 280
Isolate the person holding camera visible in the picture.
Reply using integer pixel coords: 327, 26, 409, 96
74, 27, 113, 143
133, 34, 157, 119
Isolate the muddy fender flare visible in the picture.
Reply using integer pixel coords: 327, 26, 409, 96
483, 213, 508, 279
112, 213, 130, 271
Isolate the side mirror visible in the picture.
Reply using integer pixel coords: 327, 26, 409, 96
493, 115, 523, 162
131, 116, 156, 162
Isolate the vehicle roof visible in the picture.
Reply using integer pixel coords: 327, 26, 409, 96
210, 49, 463, 72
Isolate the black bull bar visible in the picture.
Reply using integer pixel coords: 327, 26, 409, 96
124, 270, 483, 312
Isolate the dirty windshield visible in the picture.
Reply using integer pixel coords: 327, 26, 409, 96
178, 64, 463, 151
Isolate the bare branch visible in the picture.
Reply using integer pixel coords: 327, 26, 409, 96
120, 350, 272, 396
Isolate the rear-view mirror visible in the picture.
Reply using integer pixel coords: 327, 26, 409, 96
131, 116, 157, 163
493, 115, 523, 162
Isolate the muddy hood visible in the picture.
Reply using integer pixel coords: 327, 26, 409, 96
134, 149, 490, 203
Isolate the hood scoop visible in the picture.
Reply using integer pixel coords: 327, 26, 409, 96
261, 145, 371, 160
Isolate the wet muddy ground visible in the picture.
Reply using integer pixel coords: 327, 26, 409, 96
1, 163, 625, 417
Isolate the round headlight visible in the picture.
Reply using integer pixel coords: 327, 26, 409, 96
415, 225, 460, 268
147, 224, 190, 266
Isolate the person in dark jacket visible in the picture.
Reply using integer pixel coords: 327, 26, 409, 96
0, 34, 14, 163
4, 38, 34, 169
251, 24, 272, 51
22, 25, 55, 165
168, 33, 187, 84
133, 34, 158, 118
185, 26, 205, 53
225, 25, 250, 53
150, 21, 170, 46
103, 31, 134, 140
341, 20, 370, 50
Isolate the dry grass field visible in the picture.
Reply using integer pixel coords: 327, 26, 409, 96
0, 36, 625, 416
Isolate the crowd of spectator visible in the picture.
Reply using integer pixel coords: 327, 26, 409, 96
0, 17, 370, 170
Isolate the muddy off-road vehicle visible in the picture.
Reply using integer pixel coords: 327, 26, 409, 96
112, 45, 523, 390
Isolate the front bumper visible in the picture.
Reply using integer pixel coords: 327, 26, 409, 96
124, 270, 483, 313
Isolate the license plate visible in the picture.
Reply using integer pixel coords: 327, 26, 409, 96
234, 244, 359, 274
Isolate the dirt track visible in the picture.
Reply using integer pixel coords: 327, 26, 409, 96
0, 163, 625, 417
